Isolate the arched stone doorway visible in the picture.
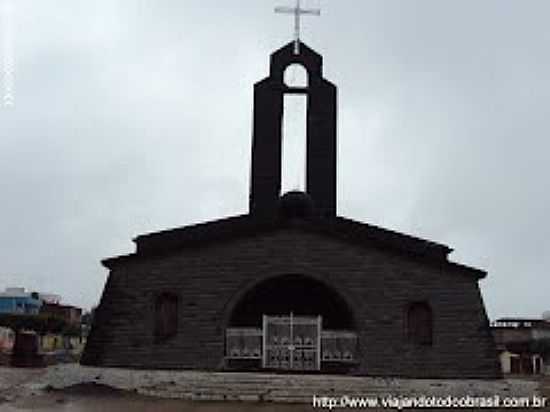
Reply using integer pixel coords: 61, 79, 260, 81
225, 274, 358, 372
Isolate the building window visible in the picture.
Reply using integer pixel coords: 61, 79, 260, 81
534, 356, 543, 375
154, 293, 178, 342
510, 356, 521, 374
521, 354, 534, 374
406, 302, 433, 346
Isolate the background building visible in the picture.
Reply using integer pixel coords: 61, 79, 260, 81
0, 288, 42, 315
40, 303, 82, 325
491, 318, 550, 376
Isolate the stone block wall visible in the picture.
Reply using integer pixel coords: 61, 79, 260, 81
82, 228, 500, 378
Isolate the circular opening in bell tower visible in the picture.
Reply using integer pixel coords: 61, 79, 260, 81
284, 63, 309, 88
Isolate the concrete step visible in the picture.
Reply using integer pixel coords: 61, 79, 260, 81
140, 383, 394, 395
26, 365, 541, 404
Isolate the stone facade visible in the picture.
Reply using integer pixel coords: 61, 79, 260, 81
82, 218, 500, 378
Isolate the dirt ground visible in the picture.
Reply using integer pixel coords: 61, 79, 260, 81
2, 383, 548, 412
2, 384, 318, 412
0, 365, 548, 411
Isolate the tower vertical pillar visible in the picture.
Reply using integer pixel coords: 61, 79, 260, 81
249, 41, 337, 218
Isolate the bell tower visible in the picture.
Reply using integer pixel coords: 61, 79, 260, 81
249, 41, 337, 218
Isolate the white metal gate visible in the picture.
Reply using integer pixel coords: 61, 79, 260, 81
262, 313, 321, 371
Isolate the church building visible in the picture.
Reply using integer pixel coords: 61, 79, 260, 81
81, 39, 500, 379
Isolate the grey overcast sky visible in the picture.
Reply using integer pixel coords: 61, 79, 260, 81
0, 0, 548, 318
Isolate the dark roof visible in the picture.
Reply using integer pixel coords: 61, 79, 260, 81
493, 318, 550, 326
41, 302, 82, 312
491, 319, 550, 332
102, 213, 486, 279
495, 318, 544, 323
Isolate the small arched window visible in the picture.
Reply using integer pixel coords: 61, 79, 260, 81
284, 63, 309, 88
407, 302, 433, 346
154, 293, 178, 342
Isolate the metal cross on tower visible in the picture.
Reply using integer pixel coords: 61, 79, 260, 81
275, 0, 321, 55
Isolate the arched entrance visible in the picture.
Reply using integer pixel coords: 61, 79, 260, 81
225, 275, 358, 372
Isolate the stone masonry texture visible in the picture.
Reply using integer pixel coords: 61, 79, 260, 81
82, 225, 501, 379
